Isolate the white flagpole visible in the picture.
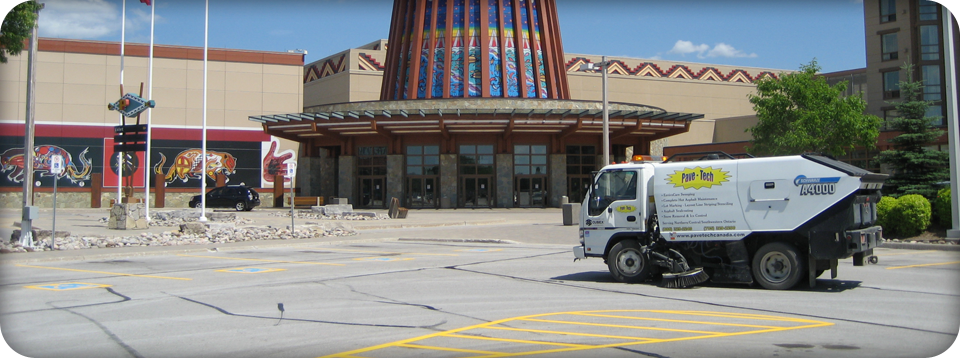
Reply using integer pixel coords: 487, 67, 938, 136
944, 8, 959, 240
118, 0, 126, 204
145, 0, 155, 221
199, 0, 208, 222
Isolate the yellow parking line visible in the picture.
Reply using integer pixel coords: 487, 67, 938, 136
441, 333, 593, 348
519, 318, 723, 335
15, 264, 191, 281
569, 313, 781, 329
397, 343, 500, 355
886, 261, 960, 270
643, 310, 818, 323
178, 254, 345, 266
311, 247, 458, 256
487, 325, 659, 341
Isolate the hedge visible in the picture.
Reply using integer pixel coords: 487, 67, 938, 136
934, 188, 952, 228
877, 195, 931, 237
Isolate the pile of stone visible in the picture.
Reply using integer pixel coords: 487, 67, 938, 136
148, 209, 255, 227
2, 221, 356, 254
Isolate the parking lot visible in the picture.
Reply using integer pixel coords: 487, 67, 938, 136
0, 209, 959, 358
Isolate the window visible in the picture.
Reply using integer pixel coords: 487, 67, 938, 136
880, 0, 896, 22
925, 105, 944, 126
921, 65, 941, 101
881, 33, 898, 61
514, 144, 547, 175
919, 0, 939, 21
883, 70, 900, 99
459, 144, 494, 175
587, 170, 637, 216
406, 145, 440, 175
883, 109, 900, 131
358, 146, 387, 176
920, 25, 940, 61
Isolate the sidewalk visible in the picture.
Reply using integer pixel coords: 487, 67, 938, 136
0, 207, 571, 263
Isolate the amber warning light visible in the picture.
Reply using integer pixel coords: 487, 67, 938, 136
631, 155, 665, 163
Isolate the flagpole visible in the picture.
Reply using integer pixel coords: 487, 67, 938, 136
145, 0, 155, 222
117, 0, 126, 204
199, 0, 209, 222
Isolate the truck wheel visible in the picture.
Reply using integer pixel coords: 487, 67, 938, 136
752, 242, 804, 290
607, 240, 652, 283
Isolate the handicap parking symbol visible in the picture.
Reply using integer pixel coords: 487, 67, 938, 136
217, 267, 286, 274
26, 282, 111, 291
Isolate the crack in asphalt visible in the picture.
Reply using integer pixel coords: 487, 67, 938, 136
47, 288, 144, 358
0, 287, 131, 316
170, 294, 446, 330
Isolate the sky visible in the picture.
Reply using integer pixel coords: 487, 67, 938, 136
0, 0, 955, 73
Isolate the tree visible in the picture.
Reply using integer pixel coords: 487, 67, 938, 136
0, 1, 41, 64
874, 63, 949, 198
746, 59, 882, 157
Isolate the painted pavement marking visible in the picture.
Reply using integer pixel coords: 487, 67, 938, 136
25, 282, 111, 291
885, 261, 960, 270
319, 310, 833, 358
15, 264, 191, 281
216, 267, 287, 274
178, 254, 345, 266
352, 257, 415, 262
311, 247, 458, 257
455, 248, 503, 252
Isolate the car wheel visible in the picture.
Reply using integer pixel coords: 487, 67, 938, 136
235, 201, 246, 211
191, 201, 201, 209
607, 240, 652, 283
752, 242, 804, 290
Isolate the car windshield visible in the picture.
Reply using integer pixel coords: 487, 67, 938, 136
587, 170, 638, 216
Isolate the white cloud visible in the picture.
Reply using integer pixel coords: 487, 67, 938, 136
38, 0, 160, 40
706, 43, 758, 58
39, 0, 118, 39
667, 40, 757, 59
667, 40, 709, 56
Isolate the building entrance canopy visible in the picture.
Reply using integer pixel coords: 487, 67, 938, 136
249, 98, 703, 154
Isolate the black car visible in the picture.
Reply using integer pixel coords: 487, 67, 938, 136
189, 185, 260, 211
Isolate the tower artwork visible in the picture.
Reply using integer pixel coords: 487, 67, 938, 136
381, 0, 570, 100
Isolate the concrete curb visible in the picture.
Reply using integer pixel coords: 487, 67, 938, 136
880, 242, 960, 251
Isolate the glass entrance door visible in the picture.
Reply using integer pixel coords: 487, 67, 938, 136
407, 177, 437, 208
360, 177, 385, 208
515, 176, 547, 207
461, 177, 493, 207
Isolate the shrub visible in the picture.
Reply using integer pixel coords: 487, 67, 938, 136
934, 188, 952, 228
887, 194, 931, 237
876, 196, 897, 233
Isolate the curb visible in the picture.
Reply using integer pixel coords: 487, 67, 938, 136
880, 242, 960, 251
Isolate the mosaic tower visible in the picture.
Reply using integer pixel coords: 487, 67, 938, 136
381, 0, 570, 100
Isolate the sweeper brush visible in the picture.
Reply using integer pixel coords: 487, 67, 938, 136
659, 268, 710, 288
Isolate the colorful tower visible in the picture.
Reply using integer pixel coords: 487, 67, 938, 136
381, 0, 569, 100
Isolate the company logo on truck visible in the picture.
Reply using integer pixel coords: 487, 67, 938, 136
794, 175, 839, 196
666, 166, 730, 190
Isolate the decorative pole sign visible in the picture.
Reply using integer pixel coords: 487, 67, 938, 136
108, 93, 156, 118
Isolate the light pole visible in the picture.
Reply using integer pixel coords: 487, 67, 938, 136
20, 2, 43, 248
580, 56, 611, 166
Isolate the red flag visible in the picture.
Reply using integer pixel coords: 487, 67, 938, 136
140, 0, 151, 5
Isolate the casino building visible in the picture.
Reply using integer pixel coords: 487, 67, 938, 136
250, 0, 778, 209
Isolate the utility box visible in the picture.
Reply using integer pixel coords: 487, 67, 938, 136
562, 203, 580, 226
22, 206, 38, 220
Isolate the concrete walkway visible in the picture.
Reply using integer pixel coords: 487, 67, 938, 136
0, 207, 576, 263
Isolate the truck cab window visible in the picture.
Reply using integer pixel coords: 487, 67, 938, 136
588, 170, 638, 216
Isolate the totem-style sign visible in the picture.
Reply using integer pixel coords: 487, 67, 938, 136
154, 149, 238, 183
108, 93, 156, 118
261, 139, 295, 187
0, 145, 92, 186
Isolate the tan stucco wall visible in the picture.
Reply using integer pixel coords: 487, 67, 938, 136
1, 39, 303, 133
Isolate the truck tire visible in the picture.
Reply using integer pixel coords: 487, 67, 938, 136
752, 242, 805, 290
607, 240, 652, 283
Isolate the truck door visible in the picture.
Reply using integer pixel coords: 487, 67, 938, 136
585, 169, 643, 230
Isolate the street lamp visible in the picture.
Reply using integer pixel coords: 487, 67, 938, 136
580, 56, 611, 166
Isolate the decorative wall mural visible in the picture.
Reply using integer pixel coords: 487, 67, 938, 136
154, 149, 238, 184
0, 145, 92, 185
565, 57, 779, 83
261, 139, 296, 188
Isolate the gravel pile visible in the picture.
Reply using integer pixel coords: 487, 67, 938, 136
271, 210, 390, 220
0, 211, 358, 253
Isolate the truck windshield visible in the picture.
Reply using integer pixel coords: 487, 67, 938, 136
588, 170, 638, 216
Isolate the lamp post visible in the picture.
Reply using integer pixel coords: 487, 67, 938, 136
580, 56, 611, 166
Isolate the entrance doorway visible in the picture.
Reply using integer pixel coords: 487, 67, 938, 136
358, 146, 387, 209
360, 177, 385, 207
405, 145, 440, 208
461, 176, 493, 207
515, 176, 546, 207
407, 177, 437, 208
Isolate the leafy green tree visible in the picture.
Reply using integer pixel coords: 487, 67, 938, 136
875, 63, 950, 198
0, 1, 41, 63
746, 59, 881, 157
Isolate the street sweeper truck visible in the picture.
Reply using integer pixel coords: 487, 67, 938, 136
572, 152, 887, 290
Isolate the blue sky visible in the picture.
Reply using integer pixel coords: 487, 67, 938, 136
1, 0, 945, 73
